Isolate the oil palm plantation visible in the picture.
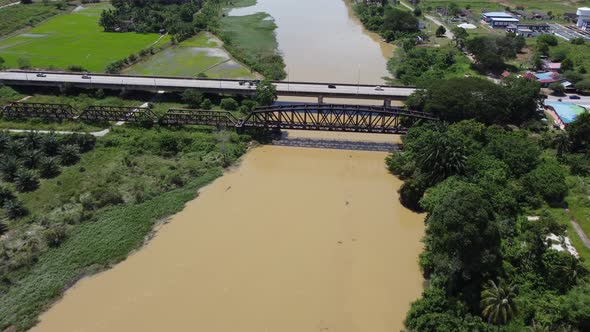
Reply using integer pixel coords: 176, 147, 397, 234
481, 279, 518, 328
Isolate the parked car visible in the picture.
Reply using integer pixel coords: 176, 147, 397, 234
328, 84, 336, 89
375, 86, 384, 91
36, 73, 46, 78
569, 95, 581, 100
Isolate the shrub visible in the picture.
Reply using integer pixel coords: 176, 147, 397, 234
17, 58, 31, 69
67, 65, 87, 72
80, 187, 124, 210
43, 224, 68, 248
4, 199, 28, 219
200, 98, 213, 110
59, 144, 80, 166
14, 168, 40, 192
181, 89, 203, 108
220, 98, 238, 111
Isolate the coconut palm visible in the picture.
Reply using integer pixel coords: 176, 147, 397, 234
481, 279, 518, 327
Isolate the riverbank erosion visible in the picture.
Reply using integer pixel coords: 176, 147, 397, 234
28, 144, 424, 332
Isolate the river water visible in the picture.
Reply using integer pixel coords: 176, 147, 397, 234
29, 1, 424, 331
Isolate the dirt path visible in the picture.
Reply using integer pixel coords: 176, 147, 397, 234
565, 208, 590, 249
0, 2, 18, 10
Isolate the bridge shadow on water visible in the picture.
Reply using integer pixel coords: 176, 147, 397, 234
271, 131, 401, 152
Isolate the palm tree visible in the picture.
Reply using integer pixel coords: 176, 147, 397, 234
22, 149, 45, 169
0, 156, 20, 182
41, 133, 60, 156
415, 133, 467, 184
14, 168, 40, 193
58, 144, 80, 166
38, 156, 61, 179
481, 279, 518, 328
23, 131, 42, 150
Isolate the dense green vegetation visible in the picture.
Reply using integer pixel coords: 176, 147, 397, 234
407, 77, 542, 125
99, 0, 207, 42
387, 45, 474, 85
465, 34, 526, 74
353, 2, 420, 42
388, 76, 590, 331
0, 4, 168, 72
0, 2, 65, 37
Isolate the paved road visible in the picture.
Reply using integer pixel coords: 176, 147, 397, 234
0, 71, 416, 100
546, 94, 590, 108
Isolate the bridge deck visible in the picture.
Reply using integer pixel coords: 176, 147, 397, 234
0, 71, 417, 101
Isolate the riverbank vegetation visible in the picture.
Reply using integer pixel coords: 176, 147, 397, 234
353, 1, 420, 42
0, 86, 255, 330
216, 12, 286, 80
389, 76, 590, 331
387, 45, 474, 85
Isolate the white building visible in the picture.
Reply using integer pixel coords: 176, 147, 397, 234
577, 7, 590, 29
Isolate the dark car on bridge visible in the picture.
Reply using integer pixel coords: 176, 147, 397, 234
328, 84, 336, 89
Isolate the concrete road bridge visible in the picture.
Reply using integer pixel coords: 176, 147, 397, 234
0, 71, 417, 105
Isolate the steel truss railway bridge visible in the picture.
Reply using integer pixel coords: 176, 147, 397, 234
1, 102, 438, 134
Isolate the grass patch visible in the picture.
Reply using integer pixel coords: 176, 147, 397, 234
0, 3, 169, 72
218, 11, 286, 79
0, 3, 64, 37
124, 32, 255, 79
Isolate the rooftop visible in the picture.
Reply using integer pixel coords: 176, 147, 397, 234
483, 12, 516, 18
545, 101, 587, 124
489, 17, 520, 22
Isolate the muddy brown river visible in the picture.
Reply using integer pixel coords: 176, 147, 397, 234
29, 1, 424, 331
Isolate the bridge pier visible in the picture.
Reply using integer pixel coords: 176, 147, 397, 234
318, 95, 324, 104
384, 99, 392, 107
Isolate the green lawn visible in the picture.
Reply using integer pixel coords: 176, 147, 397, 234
0, 3, 64, 37
0, 3, 169, 72
124, 32, 255, 79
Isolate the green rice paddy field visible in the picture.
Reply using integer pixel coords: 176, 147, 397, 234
0, 3, 169, 72
124, 32, 255, 79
